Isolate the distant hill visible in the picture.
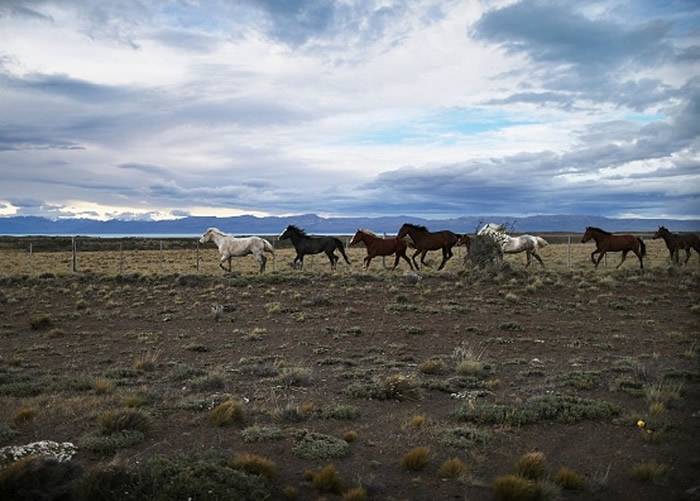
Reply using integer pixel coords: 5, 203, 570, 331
0, 214, 698, 235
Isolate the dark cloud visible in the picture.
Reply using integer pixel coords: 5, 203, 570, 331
473, 0, 696, 110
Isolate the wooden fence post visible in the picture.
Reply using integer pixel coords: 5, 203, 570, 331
196, 240, 200, 273
28, 242, 33, 275
71, 236, 77, 272
159, 240, 164, 273
567, 235, 572, 268
119, 243, 124, 275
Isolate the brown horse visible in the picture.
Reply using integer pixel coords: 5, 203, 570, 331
456, 234, 472, 261
397, 223, 460, 270
653, 226, 700, 265
581, 226, 646, 269
349, 229, 414, 270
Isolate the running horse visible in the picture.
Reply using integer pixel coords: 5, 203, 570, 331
396, 223, 460, 270
653, 226, 700, 265
348, 229, 414, 270
279, 225, 351, 270
581, 227, 646, 269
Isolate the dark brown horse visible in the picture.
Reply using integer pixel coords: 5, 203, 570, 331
581, 226, 646, 269
653, 226, 700, 265
397, 223, 460, 270
349, 229, 413, 270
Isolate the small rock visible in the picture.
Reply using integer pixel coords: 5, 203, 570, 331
403, 271, 422, 285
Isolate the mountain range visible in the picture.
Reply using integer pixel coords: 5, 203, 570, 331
0, 214, 698, 235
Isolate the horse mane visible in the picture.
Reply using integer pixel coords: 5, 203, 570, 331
359, 228, 378, 237
586, 226, 611, 235
402, 223, 428, 232
287, 225, 308, 236
207, 227, 224, 235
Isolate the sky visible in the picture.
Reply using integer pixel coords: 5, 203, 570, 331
0, 0, 698, 221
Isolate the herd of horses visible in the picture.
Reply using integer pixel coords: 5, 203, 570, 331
199, 224, 700, 274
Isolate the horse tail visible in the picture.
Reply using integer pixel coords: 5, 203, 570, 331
637, 237, 646, 257
334, 238, 351, 264
262, 238, 275, 254
535, 236, 548, 248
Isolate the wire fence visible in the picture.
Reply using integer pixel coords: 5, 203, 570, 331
0, 233, 683, 277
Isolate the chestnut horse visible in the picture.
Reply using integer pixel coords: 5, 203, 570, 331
397, 223, 460, 270
653, 226, 700, 265
581, 226, 646, 269
349, 229, 414, 270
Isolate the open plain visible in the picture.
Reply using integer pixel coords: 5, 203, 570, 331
0, 237, 698, 500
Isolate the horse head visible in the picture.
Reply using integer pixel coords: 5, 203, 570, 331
652, 226, 669, 239
581, 227, 593, 243
199, 227, 219, 244
348, 229, 364, 246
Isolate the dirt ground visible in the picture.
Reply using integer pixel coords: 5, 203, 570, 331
0, 242, 699, 500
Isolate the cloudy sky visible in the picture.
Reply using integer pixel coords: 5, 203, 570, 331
0, 0, 698, 220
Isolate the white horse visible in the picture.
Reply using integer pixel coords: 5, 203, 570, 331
199, 227, 275, 274
477, 223, 548, 267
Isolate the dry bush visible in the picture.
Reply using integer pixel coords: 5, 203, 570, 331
438, 457, 467, 479
343, 430, 358, 443
629, 461, 670, 482
229, 453, 277, 480
309, 464, 343, 494
12, 406, 36, 425
133, 350, 161, 371
515, 452, 547, 480
97, 409, 150, 434
94, 377, 114, 394
492, 474, 542, 501
400, 447, 431, 471
343, 486, 368, 500
554, 467, 584, 490
210, 400, 244, 427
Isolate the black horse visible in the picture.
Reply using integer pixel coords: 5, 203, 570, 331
279, 225, 351, 270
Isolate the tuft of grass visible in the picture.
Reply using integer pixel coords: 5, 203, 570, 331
97, 409, 150, 434
515, 451, 546, 480
343, 486, 368, 501
644, 381, 683, 407
0, 456, 82, 500
438, 426, 489, 449
400, 446, 431, 471
452, 343, 486, 376
29, 315, 53, 330
407, 414, 427, 428
79, 430, 145, 454
629, 461, 670, 483
229, 453, 277, 480
210, 400, 244, 427
554, 466, 584, 490
12, 406, 36, 425
310, 464, 343, 494
344, 374, 421, 401
492, 474, 542, 501
649, 401, 666, 416
438, 457, 467, 479
191, 373, 226, 392
343, 430, 358, 443
276, 367, 312, 387
47, 328, 65, 338
134, 350, 160, 371
418, 359, 447, 375
320, 404, 360, 420
94, 377, 114, 394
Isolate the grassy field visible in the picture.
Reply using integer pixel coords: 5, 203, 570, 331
0, 237, 698, 500
0, 236, 686, 277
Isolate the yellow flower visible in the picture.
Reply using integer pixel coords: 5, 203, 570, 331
636, 420, 646, 428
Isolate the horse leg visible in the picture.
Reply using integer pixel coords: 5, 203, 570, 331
590, 250, 599, 265
401, 252, 414, 270
420, 250, 430, 267
532, 250, 545, 268
391, 253, 400, 270
616, 250, 629, 268
257, 253, 267, 274
327, 251, 337, 270
525, 251, 531, 268
411, 249, 421, 270
437, 249, 448, 270
685, 249, 691, 265
365, 256, 373, 270
594, 252, 605, 268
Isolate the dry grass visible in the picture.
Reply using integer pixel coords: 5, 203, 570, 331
343, 486, 368, 501
343, 430, 358, 443
97, 409, 150, 434
12, 406, 36, 425
438, 457, 467, 479
629, 461, 670, 482
554, 466, 584, 490
514, 452, 547, 480
94, 377, 114, 394
400, 447, 431, 471
492, 474, 542, 501
406, 414, 427, 428
309, 464, 343, 494
209, 400, 244, 426
229, 453, 277, 480
133, 350, 161, 371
